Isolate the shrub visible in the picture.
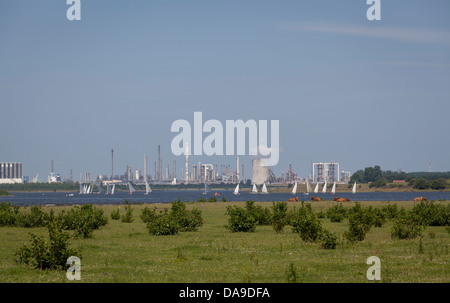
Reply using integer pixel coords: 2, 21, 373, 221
271, 201, 288, 233
111, 208, 120, 220
147, 210, 179, 236
326, 204, 347, 223
411, 201, 450, 226
225, 205, 256, 232
245, 201, 272, 226
344, 211, 372, 243
146, 200, 204, 235
121, 201, 134, 223
320, 229, 337, 249
291, 203, 323, 242
169, 200, 203, 232
140, 206, 157, 223
208, 196, 217, 202
58, 204, 108, 238
381, 204, 399, 219
391, 212, 425, 239
15, 221, 81, 270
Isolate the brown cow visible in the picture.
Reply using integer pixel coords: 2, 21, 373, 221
413, 197, 427, 201
311, 197, 321, 201
333, 197, 351, 202
288, 197, 299, 202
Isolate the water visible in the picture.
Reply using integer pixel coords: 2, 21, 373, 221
2, 190, 450, 206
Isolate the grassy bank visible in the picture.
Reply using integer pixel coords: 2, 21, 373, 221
0, 200, 448, 283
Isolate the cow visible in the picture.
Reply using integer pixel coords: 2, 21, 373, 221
311, 197, 321, 201
413, 197, 427, 201
288, 197, 299, 202
333, 197, 351, 202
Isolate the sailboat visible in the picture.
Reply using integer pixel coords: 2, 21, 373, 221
352, 182, 357, 194
314, 182, 319, 194
304, 179, 311, 195
261, 183, 268, 194
203, 183, 209, 195
111, 184, 115, 195
106, 184, 112, 195
251, 183, 258, 194
322, 181, 327, 193
292, 182, 297, 195
128, 182, 135, 195
233, 183, 240, 195
144, 180, 152, 195
331, 182, 336, 195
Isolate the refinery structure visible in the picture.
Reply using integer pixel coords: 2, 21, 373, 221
3, 145, 351, 186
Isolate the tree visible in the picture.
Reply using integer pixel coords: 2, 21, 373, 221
430, 178, 447, 190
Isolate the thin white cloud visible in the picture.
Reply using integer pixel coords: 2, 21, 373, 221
280, 22, 450, 45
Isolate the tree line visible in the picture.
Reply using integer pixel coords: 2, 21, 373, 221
350, 166, 449, 189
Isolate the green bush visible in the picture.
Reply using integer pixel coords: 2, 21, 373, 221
411, 201, 450, 226
111, 208, 121, 220
381, 204, 400, 219
147, 210, 179, 236
121, 201, 134, 223
0, 202, 52, 228
140, 206, 157, 223
326, 204, 347, 223
57, 204, 108, 238
146, 200, 204, 235
320, 229, 337, 249
225, 205, 256, 232
291, 204, 323, 242
344, 211, 372, 243
15, 221, 81, 270
391, 212, 425, 239
245, 201, 272, 226
271, 201, 288, 233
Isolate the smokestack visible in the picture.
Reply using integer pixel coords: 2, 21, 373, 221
111, 148, 114, 181
185, 142, 189, 183
236, 156, 240, 182
144, 155, 147, 181
173, 160, 176, 179
158, 145, 161, 181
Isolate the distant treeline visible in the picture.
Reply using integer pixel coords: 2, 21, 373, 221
350, 166, 450, 189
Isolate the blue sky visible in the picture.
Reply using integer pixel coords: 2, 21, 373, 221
1, 0, 449, 181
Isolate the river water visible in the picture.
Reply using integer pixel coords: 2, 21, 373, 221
2, 190, 450, 206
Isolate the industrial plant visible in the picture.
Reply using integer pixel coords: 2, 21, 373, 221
4, 146, 352, 188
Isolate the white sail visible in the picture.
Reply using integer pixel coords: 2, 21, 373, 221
145, 180, 151, 195
314, 183, 319, 194
262, 183, 268, 194
128, 182, 135, 194
306, 179, 311, 193
88, 185, 92, 194
292, 182, 297, 195
233, 183, 239, 195
203, 183, 209, 194
322, 181, 327, 193
352, 182, 357, 194
251, 183, 258, 194
331, 182, 336, 194
111, 184, 115, 195
106, 184, 111, 195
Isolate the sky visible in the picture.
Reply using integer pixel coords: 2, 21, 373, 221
1, 0, 450, 181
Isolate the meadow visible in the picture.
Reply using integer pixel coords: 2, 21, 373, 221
0, 200, 448, 283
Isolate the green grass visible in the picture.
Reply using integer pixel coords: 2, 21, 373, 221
0, 201, 448, 283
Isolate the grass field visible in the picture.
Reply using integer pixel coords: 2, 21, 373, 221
0, 200, 448, 283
